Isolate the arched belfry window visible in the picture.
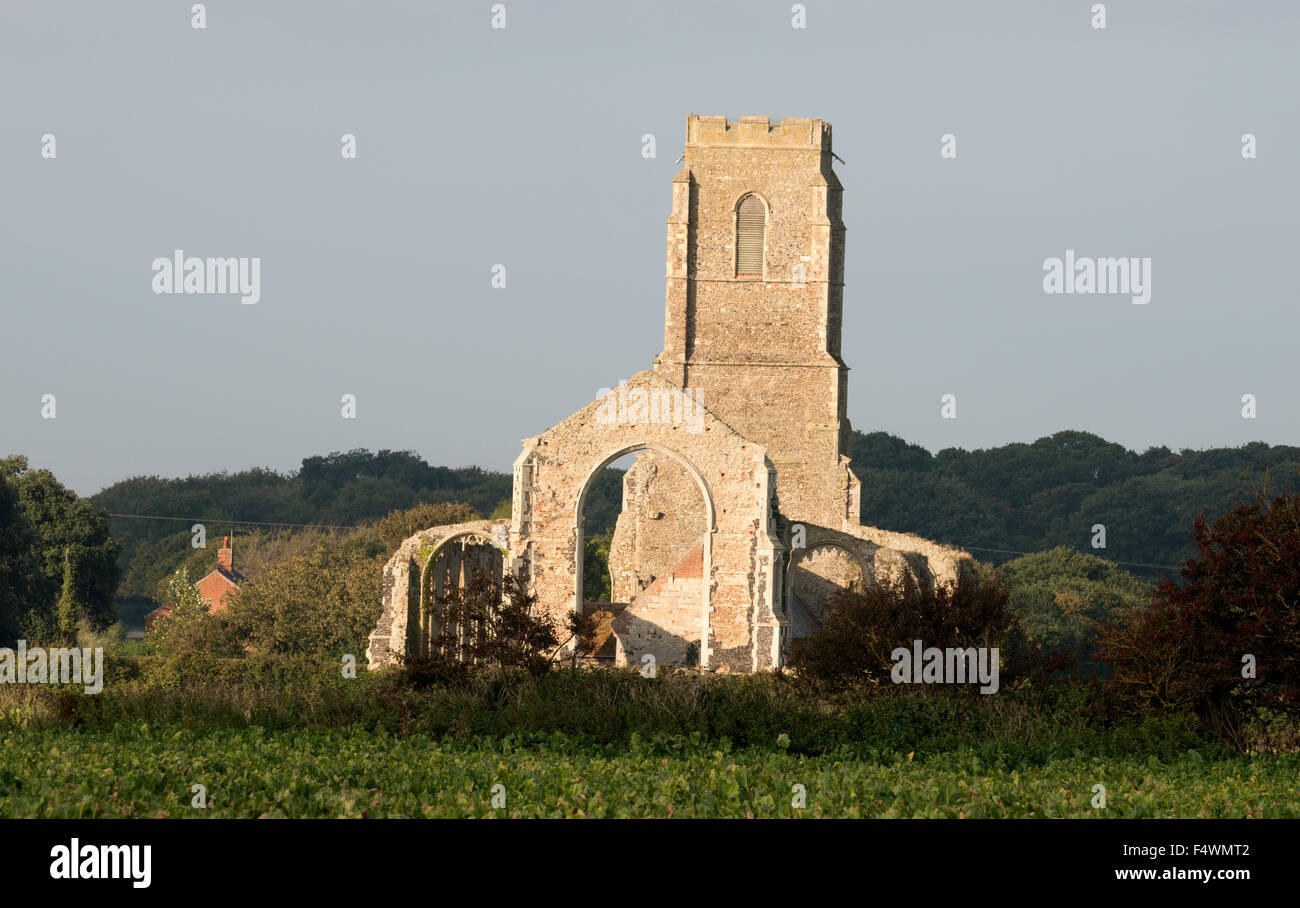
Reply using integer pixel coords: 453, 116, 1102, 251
736, 194, 766, 277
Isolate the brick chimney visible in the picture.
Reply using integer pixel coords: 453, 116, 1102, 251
217, 536, 233, 573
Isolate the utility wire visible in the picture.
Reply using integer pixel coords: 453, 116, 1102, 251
106, 512, 1181, 571
106, 513, 363, 530
957, 544, 1180, 572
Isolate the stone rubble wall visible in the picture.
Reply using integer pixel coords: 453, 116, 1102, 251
608, 452, 708, 603
511, 369, 782, 672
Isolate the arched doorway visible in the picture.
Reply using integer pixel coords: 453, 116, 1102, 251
787, 543, 867, 639
408, 531, 507, 658
573, 443, 715, 667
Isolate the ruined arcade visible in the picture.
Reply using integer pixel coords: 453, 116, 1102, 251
367, 115, 972, 673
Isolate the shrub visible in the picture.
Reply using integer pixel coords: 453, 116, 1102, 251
222, 543, 381, 659
1097, 489, 1300, 722
377, 502, 480, 553
409, 574, 595, 681
788, 576, 1020, 689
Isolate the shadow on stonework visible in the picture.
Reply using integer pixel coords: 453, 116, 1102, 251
609, 608, 701, 670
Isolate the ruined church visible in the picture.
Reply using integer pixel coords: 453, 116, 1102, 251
367, 115, 972, 673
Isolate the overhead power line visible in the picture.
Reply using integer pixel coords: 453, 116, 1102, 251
957, 544, 1180, 572
105, 512, 1181, 571
106, 513, 363, 530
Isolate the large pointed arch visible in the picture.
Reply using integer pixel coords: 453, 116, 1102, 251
573, 442, 716, 666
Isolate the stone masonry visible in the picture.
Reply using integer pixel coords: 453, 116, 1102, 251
367, 115, 974, 673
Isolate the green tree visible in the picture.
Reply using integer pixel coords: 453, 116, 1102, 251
849, 431, 934, 473
0, 475, 39, 645
855, 467, 1010, 548
997, 547, 1150, 675
582, 532, 613, 602
146, 567, 228, 654
376, 501, 480, 553
55, 548, 84, 642
223, 544, 382, 658
0, 455, 120, 637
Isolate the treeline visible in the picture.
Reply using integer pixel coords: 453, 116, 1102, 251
91, 448, 623, 601
18, 428, 1300, 624
92, 449, 510, 597
849, 429, 1300, 574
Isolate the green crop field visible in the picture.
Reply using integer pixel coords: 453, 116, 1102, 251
3, 724, 1297, 819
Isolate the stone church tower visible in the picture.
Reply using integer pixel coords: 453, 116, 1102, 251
654, 115, 857, 529
368, 116, 972, 674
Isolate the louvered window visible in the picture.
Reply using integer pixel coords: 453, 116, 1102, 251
736, 195, 765, 276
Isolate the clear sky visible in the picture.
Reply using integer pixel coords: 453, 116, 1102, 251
3, 0, 1297, 496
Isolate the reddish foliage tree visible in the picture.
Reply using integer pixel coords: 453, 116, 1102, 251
1098, 490, 1300, 717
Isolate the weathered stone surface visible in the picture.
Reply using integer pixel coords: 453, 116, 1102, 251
511, 367, 783, 671
609, 452, 706, 603
368, 115, 972, 673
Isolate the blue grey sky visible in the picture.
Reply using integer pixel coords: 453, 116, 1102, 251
3, 1, 1297, 496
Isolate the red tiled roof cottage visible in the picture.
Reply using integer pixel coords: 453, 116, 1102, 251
145, 536, 245, 631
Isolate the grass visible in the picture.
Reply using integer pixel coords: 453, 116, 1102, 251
2, 655, 1295, 818
3, 724, 1296, 818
